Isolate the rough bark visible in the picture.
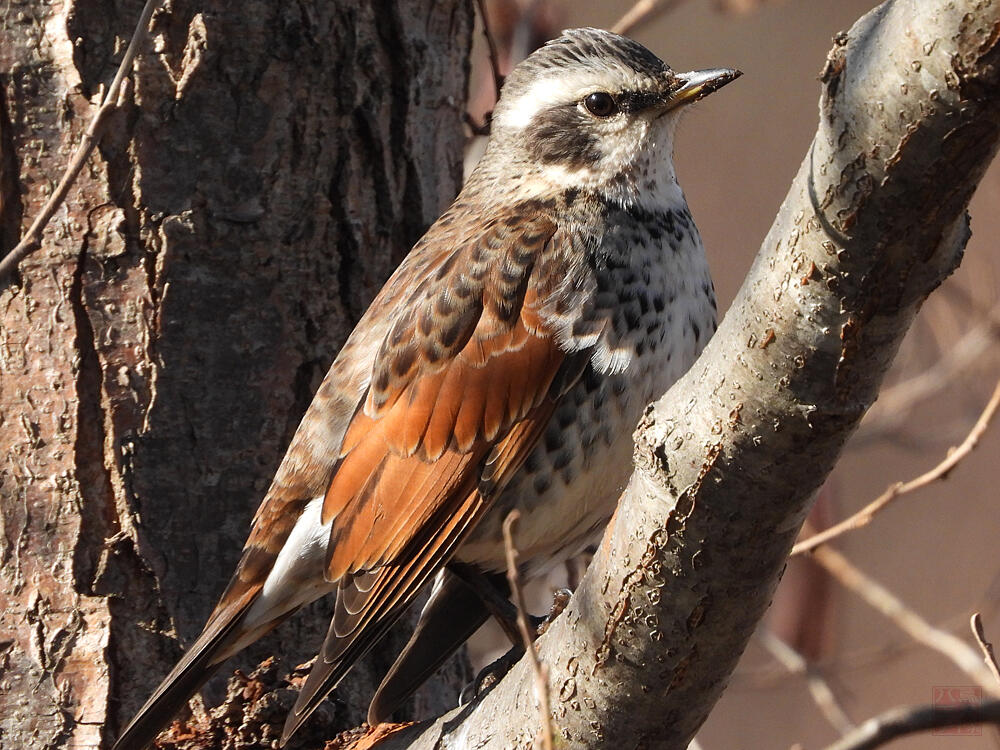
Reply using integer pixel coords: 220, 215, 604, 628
374, 0, 1000, 748
0, 2, 472, 749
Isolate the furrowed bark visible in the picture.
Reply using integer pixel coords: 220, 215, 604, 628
377, 1, 1000, 747
0, 2, 472, 748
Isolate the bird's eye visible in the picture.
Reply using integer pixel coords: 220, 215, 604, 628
583, 92, 619, 117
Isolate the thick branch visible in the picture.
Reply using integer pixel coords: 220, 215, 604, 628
374, 0, 1000, 747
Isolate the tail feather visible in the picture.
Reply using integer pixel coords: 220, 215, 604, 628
279, 611, 404, 746
112, 595, 257, 750
367, 569, 492, 725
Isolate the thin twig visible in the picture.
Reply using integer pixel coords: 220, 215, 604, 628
474, 0, 504, 105
972, 613, 1000, 685
813, 545, 1000, 695
822, 700, 1000, 750
611, 0, 690, 35
503, 510, 553, 750
942, 280, 1000, 324
758, 629, 856, 735
793, 378, 1000, 555
0, 0, 161, 283
857, 302, 1000, 442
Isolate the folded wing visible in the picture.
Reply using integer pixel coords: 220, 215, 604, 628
281, 206, 585, 744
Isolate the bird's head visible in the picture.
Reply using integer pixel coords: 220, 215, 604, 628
484, 28, 740, 204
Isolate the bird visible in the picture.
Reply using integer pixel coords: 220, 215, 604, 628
113, 27, 739, 750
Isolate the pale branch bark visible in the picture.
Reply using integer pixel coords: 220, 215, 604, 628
502, 511, 554, 750
971, 613, 1000, 685
757, 629, 855, 734
373, 0, 1000, 747
611, 0, 690, 36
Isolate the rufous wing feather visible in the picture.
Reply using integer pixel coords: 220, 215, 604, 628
115, 202, 582, 750
280, 210, 586, 745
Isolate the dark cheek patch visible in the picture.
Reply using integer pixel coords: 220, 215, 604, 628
527, 106, 603, 168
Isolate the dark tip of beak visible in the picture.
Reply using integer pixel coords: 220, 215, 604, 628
667, 68, 742, 109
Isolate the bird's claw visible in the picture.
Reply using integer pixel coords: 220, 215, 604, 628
460, 643, 524, 706
536, 588, 572, 636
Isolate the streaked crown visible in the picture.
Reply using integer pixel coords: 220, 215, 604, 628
481, 28, 739, 201
501, 27, 675, 100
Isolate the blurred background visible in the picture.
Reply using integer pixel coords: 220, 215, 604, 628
463, 1, 1000, 747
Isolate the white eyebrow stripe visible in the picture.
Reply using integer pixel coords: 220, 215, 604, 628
495, 64, 658, 133
496, 77, 569, 131
496, 69, 618, 131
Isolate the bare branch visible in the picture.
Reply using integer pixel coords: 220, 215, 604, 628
503, 511, 553, 750
972, 613, 1000, 686
611, 0, 690, 36
813, 545, 1000, 695
758, 629, 855, 735
474, 0, 504, 105
822, 700, 1000, 750
857, 301, 1000, 442
793, 378, 1000, 555
0, 0, 161, 284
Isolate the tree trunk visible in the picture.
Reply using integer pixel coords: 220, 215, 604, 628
0, 2, 472, 748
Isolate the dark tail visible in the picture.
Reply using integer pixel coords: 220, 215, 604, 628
367, 569, 491, 725
112, 596, 257, 750
279, 610, 404, 746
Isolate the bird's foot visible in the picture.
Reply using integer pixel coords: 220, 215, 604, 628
487, 586, 573, 643
448, 564, 571, 641
535, 587, 572, 636
456, 589, 572, 709
460, 643, 525, 706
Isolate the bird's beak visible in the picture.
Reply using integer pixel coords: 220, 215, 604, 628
663, 68, 742, 111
